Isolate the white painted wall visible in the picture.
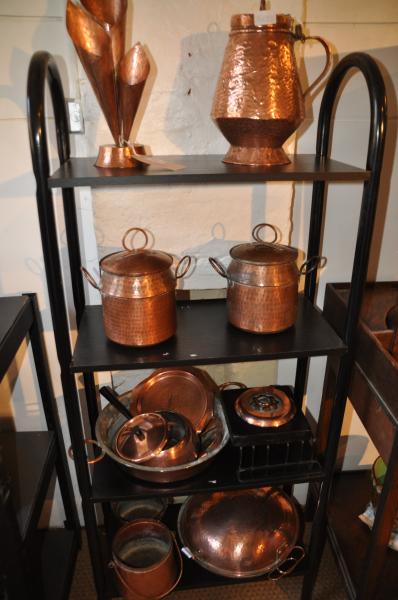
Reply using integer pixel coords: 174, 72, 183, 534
0, 0, 396, 523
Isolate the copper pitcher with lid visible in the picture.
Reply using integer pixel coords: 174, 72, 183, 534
212, 11, 331, 166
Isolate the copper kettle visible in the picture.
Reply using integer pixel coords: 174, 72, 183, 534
212, 12, 331, 166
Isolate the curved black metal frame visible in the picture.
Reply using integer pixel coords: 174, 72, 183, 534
26, 48, 387, 600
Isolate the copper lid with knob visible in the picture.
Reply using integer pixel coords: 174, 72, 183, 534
115, 412, 168, 463
235, 386, 296, 427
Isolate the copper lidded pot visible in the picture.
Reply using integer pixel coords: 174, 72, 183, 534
209, 223, 325, 334
212, 12, 331, 166
82, 227, 191, 346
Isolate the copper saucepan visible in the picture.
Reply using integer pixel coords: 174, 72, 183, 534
82, 227, 192, 346
210, 223, 326, 334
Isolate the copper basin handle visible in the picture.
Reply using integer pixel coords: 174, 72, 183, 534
109, 532, 183, 599
68, 439, 105, 465
122, 227, 149, 251
81, 266, 101, 291
295, 26, 332, 97
268, 545, 305, 580
299, 255, 327, 276
251, 223, 279, 244
218, 381, 247, 392
175, 255, 192, 279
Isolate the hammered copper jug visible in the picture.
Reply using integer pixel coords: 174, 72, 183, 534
212, 13, 331, 166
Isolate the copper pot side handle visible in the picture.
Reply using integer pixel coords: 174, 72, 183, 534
295, 26, 332, 97
175, 255, 192, 279
81, 266, 101, 291
109, 532, 183, 599
68, 439, 105, 465
218, 381, 247, 392
299, 255, 327, 276
268, 545, 306, 581
209, 257, 229, 279
122, 227, 149, 251
251, 223, 278, 244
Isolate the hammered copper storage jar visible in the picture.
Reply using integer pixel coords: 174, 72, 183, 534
82, 227, 191, 346
209, 223, 324, 334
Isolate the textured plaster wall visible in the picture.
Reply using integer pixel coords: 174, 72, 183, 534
0, 0, 397, 523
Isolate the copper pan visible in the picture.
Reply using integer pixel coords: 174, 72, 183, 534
129, 367, 215, 434
66, 1, 120, 144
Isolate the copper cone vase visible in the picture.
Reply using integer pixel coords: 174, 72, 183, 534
212, 13, 331, 166
66, 0, 150, 168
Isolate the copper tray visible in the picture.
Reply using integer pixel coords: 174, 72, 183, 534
130, 367, 215, 433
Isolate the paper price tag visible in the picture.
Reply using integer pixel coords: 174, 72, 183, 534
254, 10, 276, 26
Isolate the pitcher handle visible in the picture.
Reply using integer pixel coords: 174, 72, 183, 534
295, 26, 332, 97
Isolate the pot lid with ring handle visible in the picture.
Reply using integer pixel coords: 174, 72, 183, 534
100, 227, 191, 277
229, 223, 298, 265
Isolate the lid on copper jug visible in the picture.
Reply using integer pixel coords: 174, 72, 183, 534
231, 13, 294, 32
230, 242, 298, 266
235, 386, 296, 427
100, 227, 173, 276
115, 412, 169, 462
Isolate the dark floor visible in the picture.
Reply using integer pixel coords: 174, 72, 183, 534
70, 532, 347, 600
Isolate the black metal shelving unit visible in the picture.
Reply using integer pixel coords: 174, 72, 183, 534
0, 295, 81, 600
26, 49, 386, 600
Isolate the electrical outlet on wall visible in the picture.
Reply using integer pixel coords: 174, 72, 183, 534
66, 99, 85, 134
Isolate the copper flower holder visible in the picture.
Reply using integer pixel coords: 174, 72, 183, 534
66, 0, 150, 168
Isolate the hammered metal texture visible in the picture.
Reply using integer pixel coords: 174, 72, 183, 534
227, 282, 298, 333
212, 16, 304, 166
102, 291, 176, 346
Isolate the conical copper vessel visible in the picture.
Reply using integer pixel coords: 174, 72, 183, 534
212, 13, 331, 166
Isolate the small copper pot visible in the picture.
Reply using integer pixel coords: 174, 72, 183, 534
110, 519, 182, 599
82, 227, 191, 346
210, 223, 325, 334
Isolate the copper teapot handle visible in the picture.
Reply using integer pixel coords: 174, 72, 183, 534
299, 255, 327, 276
68, 439, 105, 465
122, 227, 149, 251
175, 255, 192, 279
252, 223, 278, 244
295, 26, 332, 97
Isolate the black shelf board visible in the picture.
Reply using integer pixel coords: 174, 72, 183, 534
48, 155, 370, 188
0, 431, 56, 541
0, 296, 33, 381
90, 444, 324, 503
71, 296, 347, 373
328, 470, 398, 600
34, 528, 80, 600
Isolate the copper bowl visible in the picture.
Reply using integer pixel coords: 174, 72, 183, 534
95, 396, 229, 483
178, 487, 303, 578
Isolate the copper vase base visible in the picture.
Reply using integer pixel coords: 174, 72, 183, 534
223, 145, 291, 167
95, 143, 146, 169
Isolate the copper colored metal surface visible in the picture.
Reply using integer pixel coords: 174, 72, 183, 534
211, 13, 331, 165
81, 228, 191, 346
66, 0, 150, 167
235, 386, 296, 427
178, 487, 302, 578
95, 142, 146, 168
111, 519, 182, 599
115, 412, 168, 463
111, 497, 168, 523
130, 367, 215, 433
139, 411, 200, 468
209, 223, 301, 333
95, 396, 229, 483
